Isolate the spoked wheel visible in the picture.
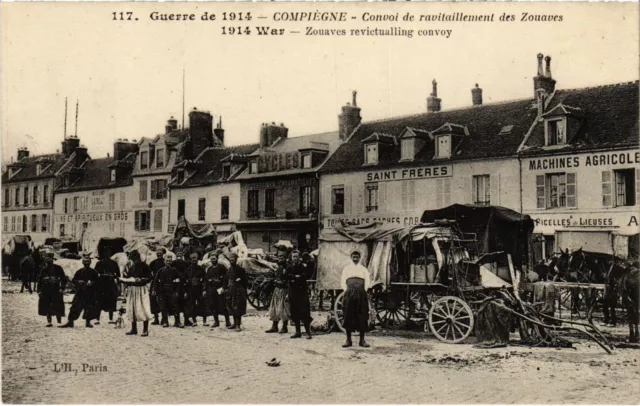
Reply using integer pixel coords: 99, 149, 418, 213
334, 291, 346, 333
428, 296, 474, 343
375, 292, 411, 329
247, 276, 271, 310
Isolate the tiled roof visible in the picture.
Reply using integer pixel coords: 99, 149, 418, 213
171, 144, 260, 188
520, 81, 639, 154
320, 98, 538, 173
2, 153, 68, 183
56, 157, 133, 193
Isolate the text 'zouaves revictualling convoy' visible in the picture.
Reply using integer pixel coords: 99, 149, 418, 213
112, 10, 565, 39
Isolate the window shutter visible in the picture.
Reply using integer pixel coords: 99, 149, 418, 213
344, 184, 352, 215
354, 184, 364, 214
490, 173, 500, 206
536, 175, 546, 209
378, 182, 386, 212
120, 192, 125, 209
436, 179, 443, 208
323, 186, 331, 216
467, 177, 474, 204
566, 172, 577, 208
150, 181, 157, 200
134, 211, 140, 231
154, 209, 163, 232
139, 181, 147, 201
601, 171, 612, 207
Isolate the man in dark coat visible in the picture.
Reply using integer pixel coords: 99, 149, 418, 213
60, 254, 99, 328
152, 255, 183, 328
226, 253, 248, 331
184, 252, 206, 326
286, 250, 313, 339
94, 247, 121, 325
172, 250, 190, 322
149, 248, 166, 325
204, 253, 231, 328
37, 252, 67, 326
19, 249, 37, 294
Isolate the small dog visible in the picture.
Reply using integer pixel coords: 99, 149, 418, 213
114, 307, 126, 329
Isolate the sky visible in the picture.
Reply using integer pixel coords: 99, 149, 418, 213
1, 2, 638, 161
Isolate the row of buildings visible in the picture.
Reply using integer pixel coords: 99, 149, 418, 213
3, 54, 639, 260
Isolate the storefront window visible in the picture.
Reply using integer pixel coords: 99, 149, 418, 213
248, 190, 260, 218
614, 169, 636, 207
198, 198, 206, 221
265, 189, 276, 218
221, 196, 229, 220
135, 210, 151, 231
299, 186, 315, 216
332, 186, 345, 214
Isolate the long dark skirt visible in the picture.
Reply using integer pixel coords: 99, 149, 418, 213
343, 278, 369, 332
185, 285, 206, 318
38, 287, 65, 317
68, 289, 98, 321
97, 276, 118, 312
157, 284, 180, 314
226, 285, 247, 317
289, 285, 312, 323
205, 289, 228, 316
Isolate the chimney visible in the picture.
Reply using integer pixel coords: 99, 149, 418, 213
213, 117, 225, 146
165, 116, 178, 134
471, 84, 483, 106
17, 147, 29, 161
533, 53, 556, 101
188, 108, 215, 158
61, 135, 80, 158
427, 80, 442, 113
74, 144, 88, 167
260, 122, 289, 148
113, 138, 140, 161
338, 90, 362, 141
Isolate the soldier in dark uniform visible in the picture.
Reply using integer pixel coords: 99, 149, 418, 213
172, 250, 190, 323
286, 250, 313, 339
60, 254, 99, 329
95, 247, 121, 325
37, 252, 68, 326
204, 253, 231, 328
226, 253, 248, 331
184, 252, 206, 326
19, 249, 37, 294
152, 255, 183, 328
148, 248, 166, 325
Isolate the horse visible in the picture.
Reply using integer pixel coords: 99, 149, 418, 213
605, 259, 640, 343
566, 248, 609, 284
533, 251, 568, 281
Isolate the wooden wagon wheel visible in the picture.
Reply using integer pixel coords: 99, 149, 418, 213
247, 276, 271, 310
334, 291, 347, 333
375, 292, 411, 329
428, 296, 474, 344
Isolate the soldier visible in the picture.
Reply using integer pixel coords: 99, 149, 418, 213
184, 252, 206, 326
286, 250, 313, 339
95, 247, 120, 325
37, 252, 68, 326
122, 250, 153, 336
149, 248, 166, 325
152, 255, 183, 328
226, 253, 248, 331
59, 253, 99, 329
203, 253, 231, 328
265, 254, 290, 334
19, 249, 37, 294
172, 249, 190, 323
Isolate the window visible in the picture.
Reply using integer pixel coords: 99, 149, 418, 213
64, 198, 69, 214
71, 224, 77, 238
365, 144, 378, 165
546, 119, 566, 146
139, 180, 148, 201
14, 188, 19, 206
198, 198, 206, 221
4, 188, 9, 207
22, 215, 27, 232
602, 171, 612, 207
82, 222, 88, 232
151, 179, 168, 200
401, 139, 415, 161
73, 196, 79, 213
177, 199, 185, 220
472, 175, 491, 206
365, 182, 379, 212
23, 187, 29, 206
30, 215, 37, 232
32, 186, 38, 205
402, 180, 416, 211
222, 164, 231, 179
248, 190, 260, 218
109, 193, 116, 210
156, 149, 165, 168
135, 210, 151, 231
140, 151, 149, 169
332, 186, 345, 214
59, 224, 65, 237
436, 135, 451, 158
41, 214, 48, 232
111, 169, 116, 182
3, 217, 7, 232
154, 209, 163, 232
536, 173, 577, 209
43, 185, 49, 204
302, 154, 312, 169
265, 189, 276, 217
221, 196, 229, 220
249, 161, 258, 174
614, 169, 636, 207
120, 191, 126, 209
299, 186, 315, 216
11, 216, 16, 232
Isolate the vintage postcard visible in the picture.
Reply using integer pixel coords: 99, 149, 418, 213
1, 1, 639, 404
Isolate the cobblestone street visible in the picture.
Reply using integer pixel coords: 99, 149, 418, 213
2, 280, 639, 404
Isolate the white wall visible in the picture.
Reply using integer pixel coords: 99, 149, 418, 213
169, 182, 242, 225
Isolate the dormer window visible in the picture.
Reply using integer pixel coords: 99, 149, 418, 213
401, 139, 415, 161
546, 118, 566, 146
435, 135, 451, 159
36, 164, 42, 176
249, 160, 258, 174
302, 153, 312, 169
110, 169, 117, 182
222, 163, 231, 179
140, 151, 149, 170
156, 149, 165, 168
365, 143, 378, 165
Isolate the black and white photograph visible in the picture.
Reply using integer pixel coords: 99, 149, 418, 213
1, 1, 639, 404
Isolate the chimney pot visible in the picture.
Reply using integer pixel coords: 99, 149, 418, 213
338, 91, 362, 141
544, 55, 552, 78
352, 90, 358, 107
427, 79, 442, 113
533, 53, 557, 100
537, 53, 544, 76
471, 84, 483, 106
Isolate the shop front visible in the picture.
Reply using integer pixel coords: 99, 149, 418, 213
236, 219, 318, 253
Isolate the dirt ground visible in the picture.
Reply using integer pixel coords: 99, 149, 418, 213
2, 279, 639, 404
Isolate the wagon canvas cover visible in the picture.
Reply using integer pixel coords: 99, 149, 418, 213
420, 204, 535, 269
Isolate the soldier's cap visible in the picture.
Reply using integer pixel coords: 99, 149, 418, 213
156, 247, 167, 254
